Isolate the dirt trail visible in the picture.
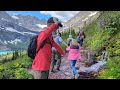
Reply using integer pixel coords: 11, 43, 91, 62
49, 52, 97, 79
28, 48, 98, 79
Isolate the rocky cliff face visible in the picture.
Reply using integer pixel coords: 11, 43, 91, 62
63, 11, 100, 33
0, 11, 17, 23
13, 15, 47, 31
0, 11, 41, 50
0, 11, 100, 50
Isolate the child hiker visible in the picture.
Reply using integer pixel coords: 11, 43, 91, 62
66, 39, 81, 79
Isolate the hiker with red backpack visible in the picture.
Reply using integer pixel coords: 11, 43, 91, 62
29, 17, 65, 79
76, 29, 85, 46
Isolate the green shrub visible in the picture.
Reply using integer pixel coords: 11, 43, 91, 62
0, 55, 33, 79
15, 68, 33, 79
0, 51, 26, 64
98, 56, 120, 79
84, 11, 120, 79
61, 29, 77, 50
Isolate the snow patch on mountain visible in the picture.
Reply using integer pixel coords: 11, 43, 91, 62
1, 18, 11, 22
3, 41, 7, 44
5, 27, 24, 35
23, 32, 37, 35
0, 27, 5, 30
18, 23, 22, 26
5, 27, 37, 35
5, 27, 20, 33
82, 12, 98, 22
82, 17, 89, 22
7, 39, 22, 45
12, 15, 19, 19
89, 12, 97, 17
36, 24, 47, 28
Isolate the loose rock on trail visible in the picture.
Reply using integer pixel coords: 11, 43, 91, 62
28, 48, 106, 79
49, 52, 99, 79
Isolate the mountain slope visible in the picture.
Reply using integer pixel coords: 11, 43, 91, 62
83, 11, 120, 79
64, 11, 100, 32
0, 11, 17, 23
12, 15, 47, 31
0, 11, 101, 50
0, 11, 39, 50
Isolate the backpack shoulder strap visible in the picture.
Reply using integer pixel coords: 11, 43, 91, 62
36, 31, 47, 54
49, 37, 53, 48
36, 35, 53, 54
36, 39, 47, 54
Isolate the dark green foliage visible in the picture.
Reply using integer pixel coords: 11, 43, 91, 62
84, 11, 120, 79
60, 29, 77, 50
0, 55, 33, 79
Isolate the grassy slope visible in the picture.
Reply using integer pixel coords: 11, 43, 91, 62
0, 30, 77, 79
1, 11, 120, 79
60, 29, 77, 50
83, 11, 120, 79
0, 54, 33, 79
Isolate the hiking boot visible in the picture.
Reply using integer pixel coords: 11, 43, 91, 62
75, 74, 79, 79
56, 68, 60, 71
50, 70, 56, 73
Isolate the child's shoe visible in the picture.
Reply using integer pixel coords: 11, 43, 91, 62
71, 75, 75, 79
75, 74, 79, 79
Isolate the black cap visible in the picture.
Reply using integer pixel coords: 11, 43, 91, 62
47, 17, 63, 27
47, 17, 55, 24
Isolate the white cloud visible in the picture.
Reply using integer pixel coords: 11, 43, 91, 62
40, 11, 80, 22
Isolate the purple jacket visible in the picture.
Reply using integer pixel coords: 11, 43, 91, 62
66, 46, 81, 60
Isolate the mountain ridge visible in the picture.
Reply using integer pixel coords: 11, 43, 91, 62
0, 11, 41, 50
63, 11, 100, 33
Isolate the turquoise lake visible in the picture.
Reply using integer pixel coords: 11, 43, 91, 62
0, 50, 14, 55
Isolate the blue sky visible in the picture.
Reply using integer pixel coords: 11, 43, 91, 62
6, 11, 51, 20
6, 11, 79, 22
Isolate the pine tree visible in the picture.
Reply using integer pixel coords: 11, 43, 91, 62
12, 52, 15, 60
15, 51, 18, 59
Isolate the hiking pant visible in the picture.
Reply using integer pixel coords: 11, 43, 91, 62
32, 69, 49, 79
79, 39, 83, 46
50, 48, 61, 72
70, 60, 78, 76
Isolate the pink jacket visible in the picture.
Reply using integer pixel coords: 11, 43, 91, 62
66, 46, 81, 60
